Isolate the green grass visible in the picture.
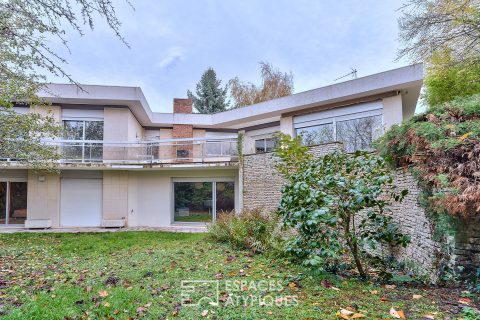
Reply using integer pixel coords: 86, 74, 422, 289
0, 232, 474, 319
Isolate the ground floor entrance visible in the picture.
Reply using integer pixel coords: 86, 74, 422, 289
0, 180, 28, 226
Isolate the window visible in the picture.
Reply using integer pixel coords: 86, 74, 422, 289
173, 180, 235, 223
255, 138, 276, 153
205, 140, 237, 156
295, 114, 383, 152
336, 115, 382, 153
63, 120, 104, 161
296, 123, 334, 146
0, 181, 27, 225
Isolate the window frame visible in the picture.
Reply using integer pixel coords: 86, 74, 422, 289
62, 119, 104, 162
294, 104, 384, 151
254, 137, 276, 154
171, 177, 236, 223
0, 178, 28, 226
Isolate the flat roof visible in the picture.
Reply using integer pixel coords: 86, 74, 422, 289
40, 63, 423, 129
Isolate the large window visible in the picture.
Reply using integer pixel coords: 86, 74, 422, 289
295, 114, 383, 152
173, 180, 235, 223
0, 181, 27, 225
255, 138, 276, 153
336, 115, 383, 153
63, 120, 104, 161
295, 123, 334, 146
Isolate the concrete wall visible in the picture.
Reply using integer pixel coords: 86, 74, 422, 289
104, 107, 143, 141
127, 168, 239, 227
382, 95, 403, 129
103, 171, 129, 220
19, 167, 239, 228
27, 171, 61, 227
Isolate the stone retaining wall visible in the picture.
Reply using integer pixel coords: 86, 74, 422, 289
241, 143, 480, 280
242, 143, 342, 212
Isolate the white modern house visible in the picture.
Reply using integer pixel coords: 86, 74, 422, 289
0, 64, 423, 229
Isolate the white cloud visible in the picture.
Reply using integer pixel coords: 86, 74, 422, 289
155, 47, 185, 69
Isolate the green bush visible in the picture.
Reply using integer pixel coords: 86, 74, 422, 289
274, 134, 409, 279
208, 208, 285, 254
375, 94, 480, 216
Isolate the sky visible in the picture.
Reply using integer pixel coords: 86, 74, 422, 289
48, 0, 410, 112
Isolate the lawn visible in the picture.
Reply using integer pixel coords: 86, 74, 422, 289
0, 232, 477, 319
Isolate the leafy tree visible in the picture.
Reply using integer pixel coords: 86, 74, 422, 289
398, 0, 480, 64
229, 62, 293, 107
0, 0, 129, 169
274, 134, 410, 279
0, 106, 61, 170
187, 68, 229, 114
424, 49, 480, 106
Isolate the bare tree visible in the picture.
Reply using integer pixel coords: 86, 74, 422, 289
229, 62, 293, 107
398, 0, 480, 64
0, 0, 131, 105
0, 0, 130, 169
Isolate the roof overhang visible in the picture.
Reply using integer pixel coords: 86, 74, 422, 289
40, 63, 423, 129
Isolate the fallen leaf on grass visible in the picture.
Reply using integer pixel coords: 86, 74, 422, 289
172, 303, 182, 316
201, 309, 209, 317
385, 284, 396, 290
423, 314, 435, 319
336, 308, 365, 319
321, 279, 333, 288
412, 294, 422, 299
389, 307, 406, 319
370, 290, 378, 295
98, 290, 108, 297
459, 297, 472, 305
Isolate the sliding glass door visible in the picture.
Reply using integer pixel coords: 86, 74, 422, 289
173, 179, 235, 223
0, 182, 6, 224
0, 181, 27, 225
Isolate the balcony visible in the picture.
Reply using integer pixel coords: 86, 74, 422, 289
1, 137, 239, 166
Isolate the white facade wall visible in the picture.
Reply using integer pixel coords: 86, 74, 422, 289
127, 168, 239, 227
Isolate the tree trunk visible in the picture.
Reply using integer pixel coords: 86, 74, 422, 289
343, 217, 366, 279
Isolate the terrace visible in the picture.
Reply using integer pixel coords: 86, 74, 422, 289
0, 136, 239, 166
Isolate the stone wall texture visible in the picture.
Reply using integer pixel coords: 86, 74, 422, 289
242, 142, 342, 212
242, 143, 480, 280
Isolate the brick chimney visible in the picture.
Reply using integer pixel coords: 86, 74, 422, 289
172, 98, 193, 161
173, 98, 193, 114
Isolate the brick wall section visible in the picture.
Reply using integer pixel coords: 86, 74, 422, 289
173, 98, 192, 113
172, 98, 193, 161
242, 143, 480, 280
242, 142, 343, 212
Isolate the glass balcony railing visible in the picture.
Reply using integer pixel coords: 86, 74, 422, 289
1, 137, 239, 165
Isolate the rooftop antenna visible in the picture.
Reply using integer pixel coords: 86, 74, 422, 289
334, 68, 357, 81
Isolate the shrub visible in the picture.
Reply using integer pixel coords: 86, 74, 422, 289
274, 134, 410, 279
375, 94, 480, 216
208, 208, 285, 254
